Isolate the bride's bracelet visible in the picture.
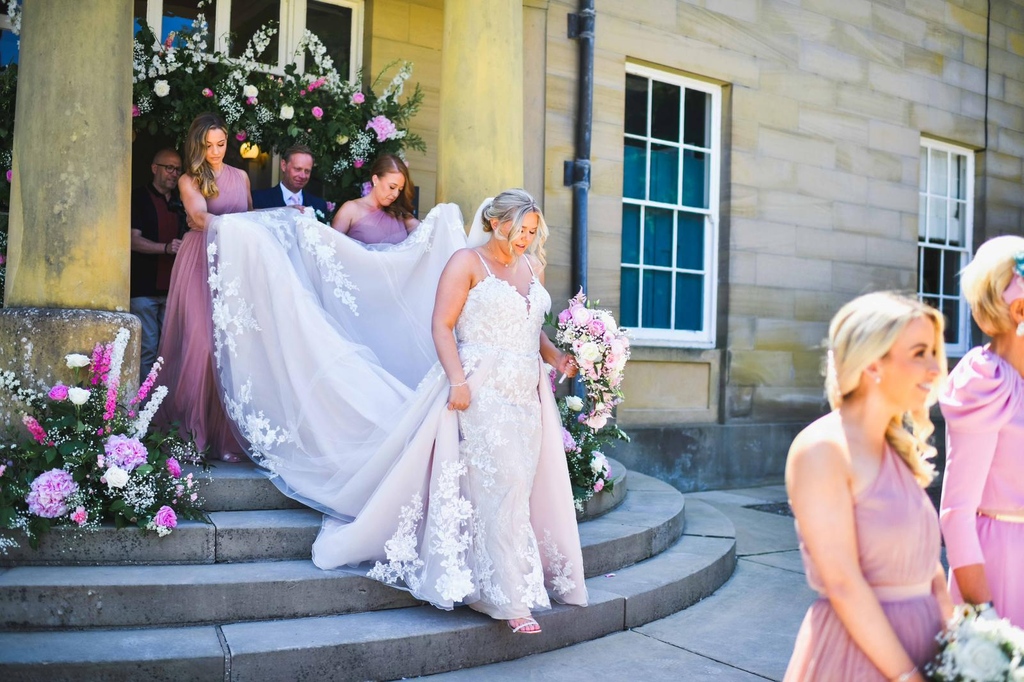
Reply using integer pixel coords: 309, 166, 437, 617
449, 380, 467, 388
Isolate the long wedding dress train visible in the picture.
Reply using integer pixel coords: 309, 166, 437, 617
206, 205, 588, 616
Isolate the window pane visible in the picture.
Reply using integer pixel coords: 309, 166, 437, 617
644, 208, 674, 267
650, 143, 679, 204
682, 149, 709, 209
642, 270, 672, 328
675, 273, 704, 331
624, 74, 648, 137
927, 197, 947, 243
650, 81, 680, 142
949, 201, 966, 245
621, 204, 641, 264
684, 89, 709, 148
953, 153, 968, 200
918, 195, 926, 239
929, 149, 948, 196
942, 298, 960, 345
0, 29, 17, 65
920, 247, 941, 295
620, 268, 639, 327
307, 1, 353, 78
162, 0, 213, 47
229, 0, 279, 62
133, 0, 149, 35
676, 212, 704, 271
943, 250, 960, 297
919, 147, 927, 192
623, 138, 647, 200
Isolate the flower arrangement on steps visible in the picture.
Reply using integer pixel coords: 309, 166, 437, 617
0, 328, 206, 554
131, 2, 424, 209
550, 291, 631, 511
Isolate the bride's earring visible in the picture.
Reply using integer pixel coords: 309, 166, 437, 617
1016, 321, 1024, 337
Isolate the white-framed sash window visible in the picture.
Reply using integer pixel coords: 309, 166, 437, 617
620, 64, 721, 348
918, 138, 974, 355
134, 0, 363, 80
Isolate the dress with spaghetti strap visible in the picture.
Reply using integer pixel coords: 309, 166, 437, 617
156, 165, 248, 457
784, 445, 943, 681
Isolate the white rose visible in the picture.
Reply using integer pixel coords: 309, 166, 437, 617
153, 80, 170, 97
954, 635, 1010, 682
579, 342, 602, 363
65, 353, 91, 369
590, 451, 608, 474
570, 306, 591, 325
104, 466, 129, 489
242, 84, 258, 98
67, 387, 91, 406
565, 396, 584, 412
280, 104, 294, 120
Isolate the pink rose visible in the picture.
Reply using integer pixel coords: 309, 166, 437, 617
166, 457, 182, 478
352, 92, 365, 104
365, 115, 398, 142
588, 319, 606, 336
557, 309, 572, 325
571, 306, 592, 325
48, 384, 69, 401
236, 131, 247, 142
300, 89, 307, 97
353, 158, 364, 169
594, 479, 605, 493
246, 96, 257, 105
131, 105, 140, 117
154, 505, 177, 529
5, 169, 11, 183
202, 88, 214, 98
71, 506, 88, 526
311, 106, 324, 120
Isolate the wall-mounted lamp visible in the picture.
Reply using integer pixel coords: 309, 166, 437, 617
240, 142, 261, 159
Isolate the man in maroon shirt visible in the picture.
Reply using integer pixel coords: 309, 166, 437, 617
130, 148, 186, 381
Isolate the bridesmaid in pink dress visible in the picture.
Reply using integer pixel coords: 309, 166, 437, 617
940, 235, 1024, 627
784, 292, 953, 682
331, 154, 419, 244
157, 113, 250, 462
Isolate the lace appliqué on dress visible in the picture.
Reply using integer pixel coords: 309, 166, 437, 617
208, 242, 261, 368
541, 529, 577, 596
368, 493, 426, 592
299, 222, 360, 314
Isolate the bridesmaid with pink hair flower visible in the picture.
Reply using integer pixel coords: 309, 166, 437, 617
940, 235, 1024, 627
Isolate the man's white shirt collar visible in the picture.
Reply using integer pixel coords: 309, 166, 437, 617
281, 185, 303, 206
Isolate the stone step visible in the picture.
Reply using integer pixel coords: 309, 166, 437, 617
0, 474, 683, 629
2, 469, 667, 568
0, 500, 736, 681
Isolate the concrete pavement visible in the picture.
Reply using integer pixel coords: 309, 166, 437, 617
427, 485, 817, 681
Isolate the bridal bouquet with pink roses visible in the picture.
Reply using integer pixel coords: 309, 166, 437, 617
0, 328, 206, 553
551, 290, 631, 508
555, 290, 631, 430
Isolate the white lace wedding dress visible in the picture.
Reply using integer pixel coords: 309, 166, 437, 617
205, 205, 588, 618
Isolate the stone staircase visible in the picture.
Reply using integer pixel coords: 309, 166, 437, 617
0, 461, 736, 681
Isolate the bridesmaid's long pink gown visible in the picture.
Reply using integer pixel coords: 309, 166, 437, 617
157, 165, 248, 457
784, 446, 943, 681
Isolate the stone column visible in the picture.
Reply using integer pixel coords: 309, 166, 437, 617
437, 0, 524, 220
0, 0, 139, 420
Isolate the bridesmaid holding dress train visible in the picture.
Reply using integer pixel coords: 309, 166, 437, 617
783, 292, 953, 682
157, 112, 250, 462
331, 154, 419, 244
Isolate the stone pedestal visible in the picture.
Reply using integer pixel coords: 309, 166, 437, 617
437, 0, 525, 220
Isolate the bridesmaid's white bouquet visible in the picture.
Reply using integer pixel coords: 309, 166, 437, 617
925, 604, 1024, 681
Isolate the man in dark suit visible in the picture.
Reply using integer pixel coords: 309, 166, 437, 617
251, 144, 329, 220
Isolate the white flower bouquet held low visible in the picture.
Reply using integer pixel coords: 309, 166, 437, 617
0, 328, 207, 554
925, 603, 1024, 681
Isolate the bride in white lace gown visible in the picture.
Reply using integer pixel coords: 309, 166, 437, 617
205, 189, 587, 632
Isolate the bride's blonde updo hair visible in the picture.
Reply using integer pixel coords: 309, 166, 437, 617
825, 292, 948, 486
960, 235, 1024, 336
481, 189, 549, 267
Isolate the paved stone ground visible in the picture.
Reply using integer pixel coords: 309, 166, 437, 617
427, 485, 818, 681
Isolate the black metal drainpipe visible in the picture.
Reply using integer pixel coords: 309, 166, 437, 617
565, 1, 595, 298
